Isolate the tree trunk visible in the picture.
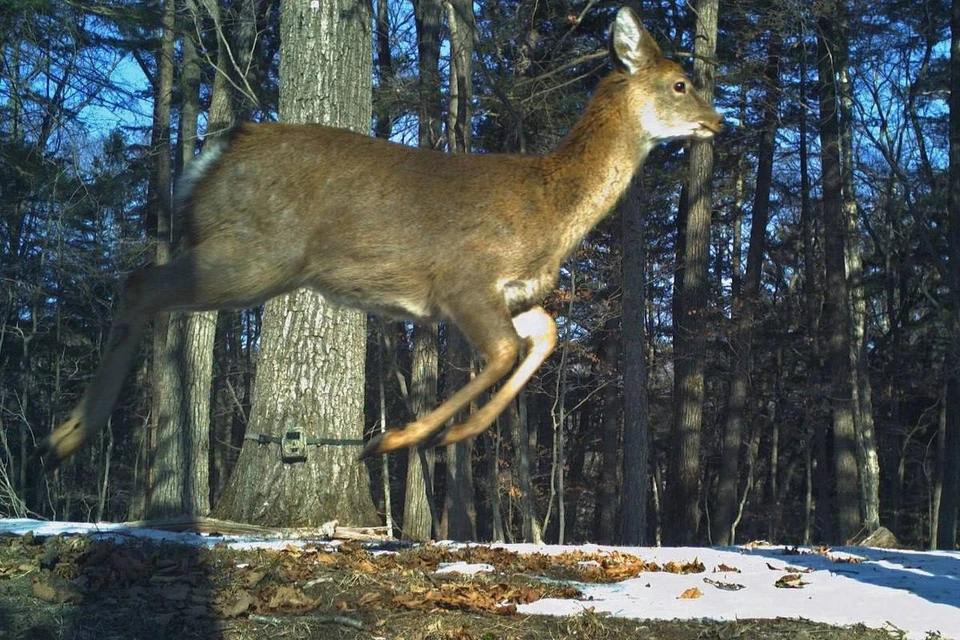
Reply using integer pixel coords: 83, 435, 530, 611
214, 0, 378, 527
414, 0, 443, 149
401, 0, 444, 541
620, 178, 649, 546
402, 324, 439, 541
713, 30, 780, 546
666, 0, 718, 546
597, 312, 621, 544
445, 0, 474, 153
440, 0, 477, 540
816, 4, 861, 543
442, 326, 477, 540
374, 0, 394, 139
144, 0, 182, 518
510, 394, 543, 542
936, 0, 960, 549
837, 28, 880, 534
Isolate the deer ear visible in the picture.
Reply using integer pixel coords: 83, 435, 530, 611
610, 7, 663, 74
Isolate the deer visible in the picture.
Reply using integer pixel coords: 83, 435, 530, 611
38, 6, 722, 469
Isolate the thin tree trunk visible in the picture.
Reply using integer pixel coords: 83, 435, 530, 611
936, 0, 960, 549
620, 178, 649, 546
414, 0, 443, 149
597, 312, 620, 544
374, 0, 394, 139
443, 326, 477, 540
510, 393, 543, 542
667, 0, 718, 546
401, 0, 443, 541
403, 324, 439, 541
445, 0, 474, 153
798, 35, 825, 545
440, 0, 477, 540
144, 0, 179, 518
214, 0, 378, 527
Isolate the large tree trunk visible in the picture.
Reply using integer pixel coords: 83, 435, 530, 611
666, 0, 718, 546
713, 30, 781, 546
837, 25, 880, 534
816, 3, 861, 543
619, 177, 649, 546
214, 0, 378, 527
798, 39, 827, 544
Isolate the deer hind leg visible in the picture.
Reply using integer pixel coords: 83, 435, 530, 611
40, 243, 296, 468
359, 305, 557, 458
359, 297, 525, 459
38, 264, 174, 468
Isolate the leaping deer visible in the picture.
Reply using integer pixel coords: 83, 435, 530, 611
39, 7, 722, 468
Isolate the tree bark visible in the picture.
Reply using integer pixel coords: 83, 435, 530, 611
597, 312, 621, 544
214, 0, 378, 527
936, 0, 960, 549
402, 323, 439, 541
442, 326, 477, 540
440, 0, 478, 540
415, 0, 443, 149
401, 0, 444, 541
713, 30, 780, 546
666, 0, 718, 546
620, 177, 649, 546
816, 3, 861, 543
836, 24, 880, 534
509, 394, 543, 542
144, 0, 183, 518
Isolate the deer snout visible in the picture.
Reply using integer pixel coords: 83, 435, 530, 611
694, 116, 724, 138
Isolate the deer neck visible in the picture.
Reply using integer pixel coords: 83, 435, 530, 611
542, 74, 655, 259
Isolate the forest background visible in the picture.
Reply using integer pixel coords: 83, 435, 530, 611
1, 0, 959, 553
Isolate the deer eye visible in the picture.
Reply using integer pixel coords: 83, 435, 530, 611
673, 81, 687, 94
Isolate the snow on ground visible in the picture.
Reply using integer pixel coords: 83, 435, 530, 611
2, 519, 958, 639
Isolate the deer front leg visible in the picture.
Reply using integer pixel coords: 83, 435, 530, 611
359, 306, 556, 458
435, 306, 556, 446
360, 299, 523, 459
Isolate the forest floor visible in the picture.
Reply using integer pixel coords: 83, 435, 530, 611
0, 528, 932, 640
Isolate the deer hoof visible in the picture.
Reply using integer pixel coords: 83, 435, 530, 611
36, 417, 85, 471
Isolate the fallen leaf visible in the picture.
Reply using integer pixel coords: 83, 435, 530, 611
714, 563, 740, 573
784, 565, 813, 574
31, 577, 84, 604
775, 573, 809, 589
222, 590, 254, 618
663, 559, 705, 575
678, 587, 703, 599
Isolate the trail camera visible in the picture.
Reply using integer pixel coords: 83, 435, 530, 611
281, 428, 307, 462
